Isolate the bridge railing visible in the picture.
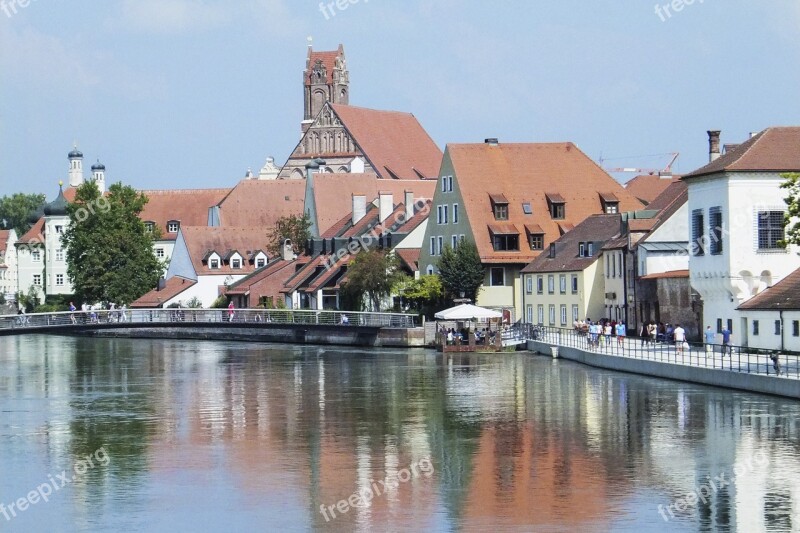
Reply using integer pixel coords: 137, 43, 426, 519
528, 325, 799, 379
0, 308, 417, 331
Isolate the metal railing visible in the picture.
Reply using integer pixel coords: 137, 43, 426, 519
0, 308, 417, 331
528, 326, 799, 379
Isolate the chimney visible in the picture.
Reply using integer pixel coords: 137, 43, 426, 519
281, 239, 295, 261
157, 278, 166, 291
485, 138, 499, 146
379, 191, 393, 223
404, 190, 414, 219
352, 194, 366, 225
707, 130, 721, 163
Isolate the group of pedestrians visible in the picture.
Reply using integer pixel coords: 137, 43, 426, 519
577, 318, 626, 350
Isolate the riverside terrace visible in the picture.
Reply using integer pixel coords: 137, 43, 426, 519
0, 309, 422, 347
528, 326, 800, 399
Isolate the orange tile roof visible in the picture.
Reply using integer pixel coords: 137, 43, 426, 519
627, 218, 658, 232
180, 226, 274, 276
131, 276, 196, 307
624, 174, 680, 204
396, 248, 420, 272
0, 230, 10, 254
448, 142, 644, 265
216, 180, 306, 228
738, 267, 800, 310
313, 173, 436, 235
522, 214, 621, 273
305, 45, 344, 85
685, 127, 800, 179
19, 218, 46, 244
331, 104, 443, 180
225, 259, 296, 295
140, 188, 231, 241
640, 269, 689, 280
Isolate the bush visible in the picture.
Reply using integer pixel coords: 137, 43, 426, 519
33, 304, 67, 313
211, 296, 228, 309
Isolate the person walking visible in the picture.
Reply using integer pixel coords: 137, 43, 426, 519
674, 324, 686, 355
228, 301, 235, 323
769, 352, 782, 376
648, 322, 657, 345
704, 326, 716, 354
616, 322, 626, 346
69, 302, 77, 325
721, 325, 733, 356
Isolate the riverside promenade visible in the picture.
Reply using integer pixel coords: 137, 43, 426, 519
528, 326, 799, 399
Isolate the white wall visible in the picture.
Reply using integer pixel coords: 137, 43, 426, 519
738, 310, 800, 351
44, 215, 72, 295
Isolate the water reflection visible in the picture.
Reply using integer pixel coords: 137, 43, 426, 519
0, 335, 798, 532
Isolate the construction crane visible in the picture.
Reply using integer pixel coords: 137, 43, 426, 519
600, 152, 680, 175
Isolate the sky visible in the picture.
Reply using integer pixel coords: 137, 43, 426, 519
0, 0, 799, 199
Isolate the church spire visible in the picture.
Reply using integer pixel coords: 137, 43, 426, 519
302, 42, 348, 134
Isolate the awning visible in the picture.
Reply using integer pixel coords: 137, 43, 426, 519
435, 304, 503, 320
488, 223, 519, 235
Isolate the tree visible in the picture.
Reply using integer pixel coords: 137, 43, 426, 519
0, 192, 46, 236
780, 173, 800, 247
61, 181, 164, 304
341, 250, 406, 312
436, 240, 485, 302
267, 213, 312, 256
396, 274, 444, 316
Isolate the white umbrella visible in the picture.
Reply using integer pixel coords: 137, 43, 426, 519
434, 303, 502, 320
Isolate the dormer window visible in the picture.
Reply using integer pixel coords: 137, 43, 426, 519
578, 242, 593, 258
256, 258, 266, 268
167, 221, 180, 233
489, 224, 519, 251
546, 193, 565, 220
210, 259, 220, 269
489, 193, 509, 221
600, 193, 619, 214
144, 221, 155, 232
205, 251, 221, 270
231, 259, 241, 269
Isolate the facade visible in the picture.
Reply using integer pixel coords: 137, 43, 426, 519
0, 229, 17, 301
301, 44, 349, 134
684, 128, 800, 341
521, 214, 622, 326
737, 267, 800, 351
419, 140, 644, 321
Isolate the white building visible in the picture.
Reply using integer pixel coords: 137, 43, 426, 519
685, 128, 800, 341
737, 267, 800, 351
0, 229, 18, 301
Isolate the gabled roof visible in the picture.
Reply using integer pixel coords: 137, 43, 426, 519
521, 214, 621, 274
180, 227, 273, 276
331, 104, 443, 180
624, 174, 680, 204
396, 248, 420, 273
216, 180, 305, 227
131, 276, 197, 308
18, 218, 45, 245
312, 173, 436, 235
0, 230, 11, 254
636, 181, 688, 245
684, 127, 800, 179
225, 259, 295, 295
738, 267, 800, 310
447, 142, 644, 264
140, 188, 230, 241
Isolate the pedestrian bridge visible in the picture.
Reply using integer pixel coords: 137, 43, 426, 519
0, 309, 422, 347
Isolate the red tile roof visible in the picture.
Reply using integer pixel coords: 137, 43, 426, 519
140, 188, 230, 241
396, 248, 420, 272
738, 267, 800, 310
331, 104, 443, 180
19, 218, 46, 244
216, 180, 306, 227
0, 230, 10, 254
684, 127, 800, 179
624, 174, 680, 204
305, 45, 344, 85
447, 142, 644, 265
180, 226, 274, 276
131, 276, 196, 308
640, 269, 689, 280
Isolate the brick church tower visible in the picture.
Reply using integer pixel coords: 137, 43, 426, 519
302, 42, 349, 134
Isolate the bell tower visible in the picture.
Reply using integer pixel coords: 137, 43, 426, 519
302, 40, 348, 134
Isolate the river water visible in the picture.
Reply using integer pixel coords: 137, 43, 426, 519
0, 335, 798, 532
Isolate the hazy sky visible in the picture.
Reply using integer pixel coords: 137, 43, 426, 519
1, 0, 799, 198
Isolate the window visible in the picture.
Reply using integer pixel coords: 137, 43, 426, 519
560, 305, 567, 326
460, 234, 466, 243
727, 319, 733, 334
526, 275, 533, 294
579, 242, 593, 258
437, 205, 443, 224
453, 204, 459, 224
144, 222, 155, 232
55, 225, 63, 234
55, 249, 64, 262
617, 254, 623, 278
604, 203, 619, 214
529, 233, 544, 250
430, 237, 436, 256
526, 305, 533, 323
588, 243, 593, 256
709, 207, 723, 255
427, 265, 435, 275
452, 235, 458, 248
32, 250, 41, 262
156, 248, 165, 259
437, 236, 443, 255
692, 209, 705, 256
605, 254, 610, 278
493, 203, 508, 220
775, 320, 782, 336
571, 275, 578, 293
167, 221, 180, 233
548, 275, 554, 294
443, 205, 449, 224
490, 267, 505, 286
716, 318, 722, 333
56, 274, 64, 286
537, 276, 543, 294
757, 210, 785, 250
441, 175, 453, 192
572, 304, 579, 322
493, 233, 519, 251
210, 259, 219, 269
522, 203, 532, 215
550, 203, 565, 219
537, 305, 544, 325
612, 253, 616, 278
559, 275, 566, 294
753, 320, 760, 336
580, 243, 586, 258
793, 320, 799, 337
256, 258, 266, 268
231, 259, 241, 269
33, 274, 41, 286
549, 304, 556, 325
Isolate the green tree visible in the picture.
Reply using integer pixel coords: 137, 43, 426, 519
396, 274, 444, 316
436, 240, 485, 302
0, 192, 46, 236
61, 181, 164, 304
267, 213, 312, 256
341, 250, 406, 312
780, 173, 800, 247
